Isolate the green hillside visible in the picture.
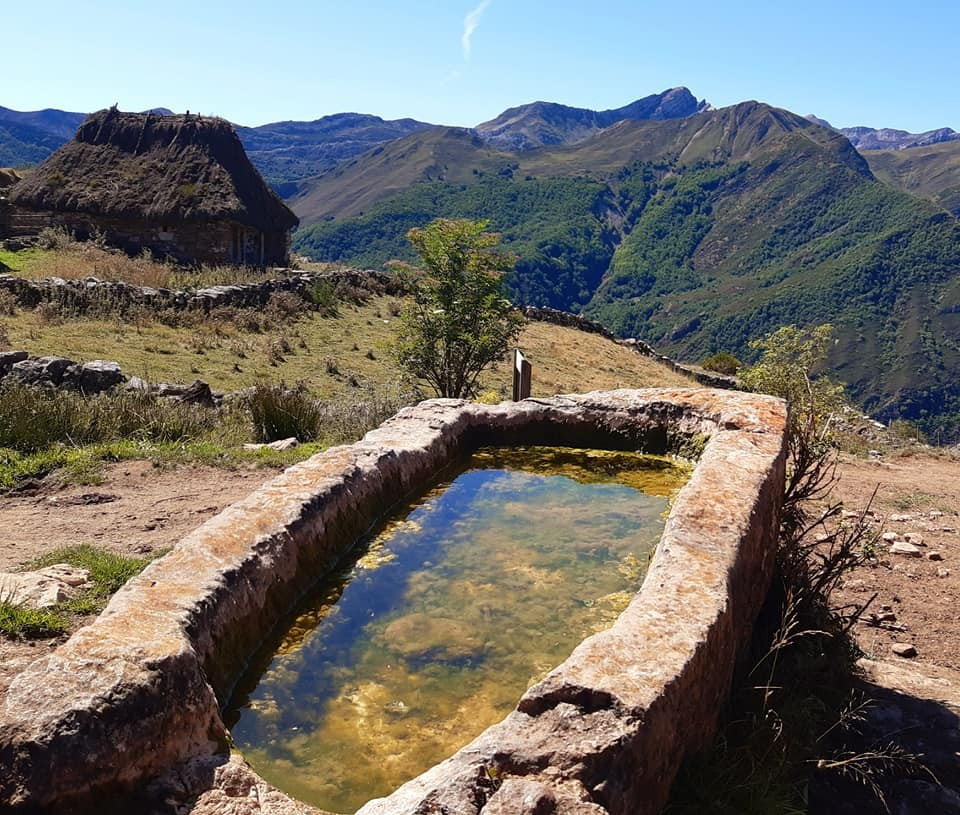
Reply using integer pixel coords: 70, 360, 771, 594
863, 141, 960, 216
292, 102, 960, 440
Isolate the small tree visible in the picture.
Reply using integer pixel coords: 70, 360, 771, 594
392, 218, 525, 399
739, 323, 845, 529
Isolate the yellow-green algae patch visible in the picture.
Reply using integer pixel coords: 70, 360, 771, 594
226, 447, 688, 813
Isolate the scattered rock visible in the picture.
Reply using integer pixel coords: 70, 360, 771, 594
936, 567, 951, 578
881, 531, 902, 543
927, 551, 944, 562
0, 349, 29, 376
9, 355, 74, 387
174, 379, 215, 407
156, 382, 189, 398
889, 513, 915, 522
903, 532, 925, 546
125, 376, 150, 393
889, 542, 922, 558
0, 565, 91, 608
929, 510, 944, 518
241, 437, 299, 452
891, 643, 918, 658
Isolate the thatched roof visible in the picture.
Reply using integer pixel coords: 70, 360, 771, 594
8, 108, 298, 230
0, 168, 21, 191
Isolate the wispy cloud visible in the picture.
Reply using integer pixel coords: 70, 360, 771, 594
462, 0, 492, 59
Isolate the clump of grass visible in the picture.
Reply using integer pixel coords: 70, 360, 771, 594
0, 289, 19, 317
0, 596, 69, 639
0, 383, 223, 454
245, 382, 406, 445
246, 383, 322, 443
0, 544, 167, 640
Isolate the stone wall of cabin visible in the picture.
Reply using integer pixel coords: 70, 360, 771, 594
0, 204, 290, 267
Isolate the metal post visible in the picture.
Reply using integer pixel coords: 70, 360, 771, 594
512, 349, 532, 401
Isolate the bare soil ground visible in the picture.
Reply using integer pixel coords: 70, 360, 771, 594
831, 451, 959, 671
0, 461, 279, 698
813, 451, 960, 814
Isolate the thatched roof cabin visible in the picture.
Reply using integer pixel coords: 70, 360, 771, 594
4, 108, 298, 265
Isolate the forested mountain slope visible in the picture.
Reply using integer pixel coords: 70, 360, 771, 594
293, 102, 960, 439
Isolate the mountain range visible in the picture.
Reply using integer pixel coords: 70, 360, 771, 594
806, 114, 960, 151
2, 91, 960, 439
291, 102, 960, 441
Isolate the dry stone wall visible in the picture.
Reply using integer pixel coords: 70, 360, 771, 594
0, 389, 786, 815
0, 269, 398, 314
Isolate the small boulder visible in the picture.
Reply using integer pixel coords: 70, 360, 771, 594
175, 380, 215, 407
881, 531, 902, 543
125, 376, 151, 393
903, 532, 925, 546
0, 350, 29, 377
156, 382, 189, 397
241, 437, 299, 452
889, 542, 922, 558
9, 355, 74, 386
0, 565, 91, 609
63, 360, 126, 394
891, 643, 917, 658
927, 551, 943, 562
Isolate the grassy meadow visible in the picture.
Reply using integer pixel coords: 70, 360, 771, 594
0, 244, 693, 492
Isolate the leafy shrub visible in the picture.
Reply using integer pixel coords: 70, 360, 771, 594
307, 280, 339, 316
888, 418, 926, 444
739, 324, 845, 528
701, 351, 741, 375
35, 225, 75, 250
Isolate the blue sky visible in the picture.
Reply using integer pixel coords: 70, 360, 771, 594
4, 0, 958, 131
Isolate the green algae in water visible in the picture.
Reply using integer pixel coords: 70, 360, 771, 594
227, 446, 688, 813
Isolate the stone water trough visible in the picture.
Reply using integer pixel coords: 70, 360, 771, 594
0, 389, 787, 814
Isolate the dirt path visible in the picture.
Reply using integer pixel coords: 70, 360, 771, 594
0, 460, 278, 571
0, 461, 279, 698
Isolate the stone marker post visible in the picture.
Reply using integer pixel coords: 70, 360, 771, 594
512, 349, 532, 401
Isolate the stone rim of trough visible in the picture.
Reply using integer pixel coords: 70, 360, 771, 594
0, 388, 787, 814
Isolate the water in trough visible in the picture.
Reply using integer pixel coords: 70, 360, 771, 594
226, 446, 689, 812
